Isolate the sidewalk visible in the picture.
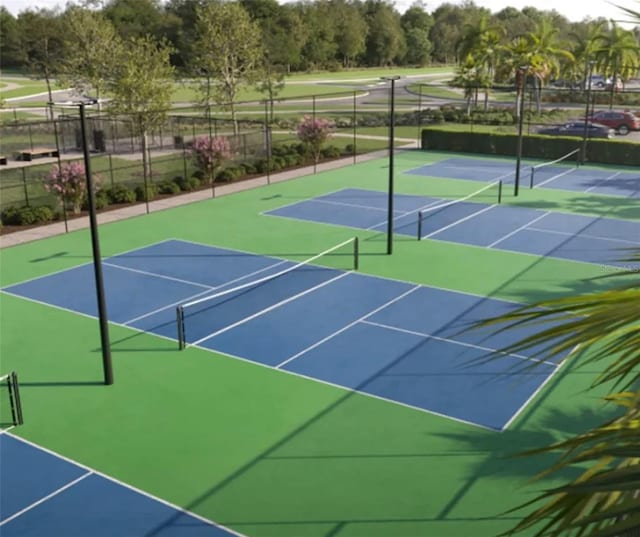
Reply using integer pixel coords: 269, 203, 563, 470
0, 143, 417, 249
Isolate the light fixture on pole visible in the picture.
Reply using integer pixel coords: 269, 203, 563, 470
381, 75, 401, 255
514, 66, 528, 197
50, 98, 114, 385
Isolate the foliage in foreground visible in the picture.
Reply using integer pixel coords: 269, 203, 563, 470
477, 255, 640, 536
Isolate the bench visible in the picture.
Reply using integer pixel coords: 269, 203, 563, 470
0, 156, 6, 165
18, 147, 59, 161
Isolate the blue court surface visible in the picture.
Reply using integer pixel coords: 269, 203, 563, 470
0, 432, 240, 537
407, 157, 640, 198
265, 188, 640, 268
2, 239, 566, 432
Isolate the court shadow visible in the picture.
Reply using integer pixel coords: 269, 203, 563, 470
19, 380, 103, 387
29, 251, 69, 263
563, 194, 640, 220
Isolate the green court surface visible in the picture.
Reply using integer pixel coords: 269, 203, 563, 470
1, 149, 636, 537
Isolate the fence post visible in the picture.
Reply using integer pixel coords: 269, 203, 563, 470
312, 95, 317, 174
109, 154, 115, 188
21, 167, 29, 207
352, 91, 357, 164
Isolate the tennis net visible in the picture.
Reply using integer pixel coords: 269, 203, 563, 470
529, 148, 580, 188
176, 237, 359, 349
417, 180, 502, 240
0, 372, 23, 428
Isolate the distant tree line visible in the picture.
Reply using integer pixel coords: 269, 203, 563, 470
2, 0, 638, 74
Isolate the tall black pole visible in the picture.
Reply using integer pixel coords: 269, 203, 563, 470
582, 61, 594, 164
385, 76, 400, 255
514, 67, 527, 197
80, 103, 113, 385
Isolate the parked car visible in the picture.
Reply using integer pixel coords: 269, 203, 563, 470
537, 121, 614, 139
588, 110, 640, 135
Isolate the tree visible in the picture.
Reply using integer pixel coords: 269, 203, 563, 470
106, 36, 175, 190
0, 8, 25, 68
296, 115, 334, 165
334, 0, 368, 68
475, 253, 640, 536
104, 0, 165, 40
191, 135, 232, 186
362, 0, 405, 66
593, 22, 640, 107
193, 1, 262, 135
254, 62, 285, 123
59, 7, 121, 110
401, 4, 434, 66
17, 9, 65, 120
44, 161, 100, 215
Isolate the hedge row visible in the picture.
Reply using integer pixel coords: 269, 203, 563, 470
420, 129, 640, 166
0, 142, 350, 227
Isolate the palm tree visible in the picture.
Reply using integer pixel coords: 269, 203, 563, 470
456, 14, 505, 110
593, 22, 640, 108
568, 21, 608, 89
475, 252, 640, 537
525, 18, 574, 112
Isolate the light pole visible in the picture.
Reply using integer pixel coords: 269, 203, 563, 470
582, 60, 595, 164
381, 75, 401, 255
51, 99, 114, 385
514, 66, 528, 197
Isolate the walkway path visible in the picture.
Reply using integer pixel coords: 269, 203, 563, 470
0, 143, 417, 249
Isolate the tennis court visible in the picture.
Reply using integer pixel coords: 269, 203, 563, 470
265, 187, 640, 267
407, 156, 640, 198
1, 148, 637, 537
2, 238, 562, 432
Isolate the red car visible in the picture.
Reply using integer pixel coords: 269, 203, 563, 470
588, 110, 640, 135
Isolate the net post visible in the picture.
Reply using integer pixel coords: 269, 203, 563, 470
8, 371, 23, 425
353, 237, 359, 271
176, 306, 185, 350
498, 180, 503, 203
529, 167, 534, 189
575, 148, 581, 168
417, 211, 422, 240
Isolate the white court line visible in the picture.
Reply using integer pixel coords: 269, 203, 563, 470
360, 320, 559, 368
533, 167, 576, 188
366, 197, 445, 231
275, 285, 421, 369
2, 433, 247, 536
122, 259, 291, 326
424, 204, 497, 239
103, 262, 215, 289
185, 340, 498, 432
583, 171, 622, 193
487, 212, 550, 249
0, 238, 177, 290
0, 471, 93, 527
258, 187, 352, 215
309, 198, 406, 215
527, 226, 640, 246
500, 354, 569, 430
191, 272, 352, 348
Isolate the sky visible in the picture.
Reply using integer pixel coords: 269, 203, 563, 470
1, 0, 636, 26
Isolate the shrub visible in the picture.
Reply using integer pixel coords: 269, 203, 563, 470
81, 189, 110, 211
135, 183, 157, 202
157, 179, 181, 195
320, 145, 342, 158
43, 161, 101, 215
107, 184, 136, 204
176, 176, 201, 191
242, 163, 257, 175
1, 205, 54, 225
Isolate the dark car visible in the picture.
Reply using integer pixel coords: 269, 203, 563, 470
537, 121, 614, 139
588, 110, 640, 135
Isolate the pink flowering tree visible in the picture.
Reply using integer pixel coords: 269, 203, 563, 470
296, 115, 334, 164
192, 135, 233, 184
43, 161, 99, 215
